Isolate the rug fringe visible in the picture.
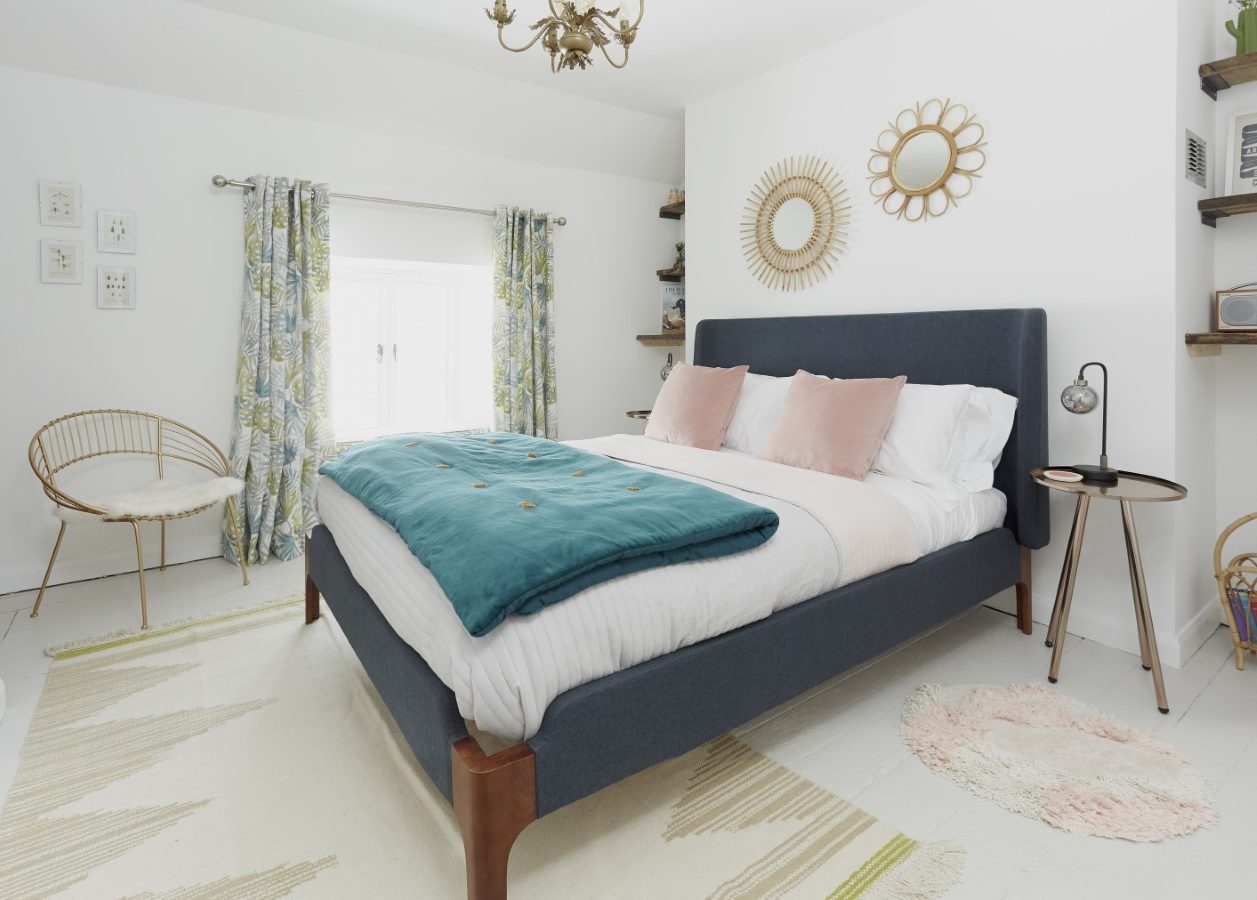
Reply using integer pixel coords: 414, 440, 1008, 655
863, 840, 966, 900
44, 594, 303, 658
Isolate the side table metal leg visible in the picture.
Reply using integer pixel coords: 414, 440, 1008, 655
1122, 520, 1152, 671
1120, 500, 1169, 713
1046, 496, 1085, 648
1048, 496, 1090, 683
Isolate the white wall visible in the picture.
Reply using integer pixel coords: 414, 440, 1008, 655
685, 0, 1216, 664
1173, 0, 1222, 660
1212, 0, 1257, 560
0, 66, 680, 593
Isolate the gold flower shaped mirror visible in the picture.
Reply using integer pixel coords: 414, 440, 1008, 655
869, 99, 987, 221
741, 155, 851, 291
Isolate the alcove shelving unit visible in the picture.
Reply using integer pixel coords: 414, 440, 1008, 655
1184, 332, 1257, 357
636, 198, 686, 348
1200, 52, 1257, 98
1187, 49, 1257, 352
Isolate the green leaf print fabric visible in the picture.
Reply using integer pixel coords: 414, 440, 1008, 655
223, 176, 333, 564
493, 206, 558, 439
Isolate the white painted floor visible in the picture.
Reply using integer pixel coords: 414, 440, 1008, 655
0, 561, 1251, 898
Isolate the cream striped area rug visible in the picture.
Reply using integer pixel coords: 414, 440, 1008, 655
0, 598, 964, 899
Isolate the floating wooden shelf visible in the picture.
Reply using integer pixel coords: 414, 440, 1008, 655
636, 332, 685, 348
1199, 192, 1257, 227
1185, 332, 1257, 357
659, 200, 685, 220
1200, 53, 1257, 99
657, 267, 685, 282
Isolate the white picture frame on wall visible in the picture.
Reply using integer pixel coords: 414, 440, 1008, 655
97, 210, 137, 253
1225, 109, 1257, 197
97, 266, 137, 309
40, 239, 83, 284
38, 181, 82, 227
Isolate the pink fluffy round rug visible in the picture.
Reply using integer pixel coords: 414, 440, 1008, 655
901, 683, 1216, 841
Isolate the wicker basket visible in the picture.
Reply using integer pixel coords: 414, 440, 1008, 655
1215, 512, 1257, 670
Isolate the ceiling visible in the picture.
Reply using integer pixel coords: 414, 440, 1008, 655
183, 0, 928, 119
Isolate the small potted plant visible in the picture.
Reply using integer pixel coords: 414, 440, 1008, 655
1229, 0, 1257, 55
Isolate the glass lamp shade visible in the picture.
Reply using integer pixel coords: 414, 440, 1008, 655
1061, 380, 1099, 414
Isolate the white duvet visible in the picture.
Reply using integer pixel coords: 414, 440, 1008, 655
316, 435, 1006, 741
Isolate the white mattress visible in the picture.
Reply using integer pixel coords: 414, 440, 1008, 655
316, 440, 1006, 741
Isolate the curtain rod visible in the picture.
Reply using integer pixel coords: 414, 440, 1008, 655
210, 175, 567, 226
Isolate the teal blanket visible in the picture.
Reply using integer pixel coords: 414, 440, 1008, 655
319, 433, 779, 636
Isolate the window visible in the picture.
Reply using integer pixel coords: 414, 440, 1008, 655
330, 258, 493, 442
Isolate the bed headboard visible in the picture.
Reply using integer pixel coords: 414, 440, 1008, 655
693, 308, 1049, 549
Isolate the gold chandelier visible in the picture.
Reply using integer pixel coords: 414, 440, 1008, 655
485, 0, 644, 72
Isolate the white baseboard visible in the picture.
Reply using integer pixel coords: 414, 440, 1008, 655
1032, 589, 1220, 669
0, 536, 223, 597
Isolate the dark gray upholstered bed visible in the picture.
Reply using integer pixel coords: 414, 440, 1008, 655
304, 308, 1049, 900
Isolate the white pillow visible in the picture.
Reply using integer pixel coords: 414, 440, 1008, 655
873, 383, 973, 491
722, 373, 793, 455
953, 387, 1018, 491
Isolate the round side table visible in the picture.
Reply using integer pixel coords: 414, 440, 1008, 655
626, 410, 651, 422
1032, 468, 1187, 714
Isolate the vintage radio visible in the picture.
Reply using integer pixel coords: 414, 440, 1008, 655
1216, 289, 1257, 332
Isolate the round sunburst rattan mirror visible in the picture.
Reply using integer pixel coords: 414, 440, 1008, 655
741, 155, 851, 292
868, 99, 987, 222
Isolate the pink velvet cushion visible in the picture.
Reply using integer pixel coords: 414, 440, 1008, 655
758, 370, 907, 479
644, 363, 750, 450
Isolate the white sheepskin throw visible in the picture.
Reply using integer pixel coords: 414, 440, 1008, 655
54, 477, 243, 521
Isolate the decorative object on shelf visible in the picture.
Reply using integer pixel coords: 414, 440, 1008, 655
1032, 468, 1188, 714
1227, 0, 1257, 55
660, 352, 674, 381
675, 241, 684, 267
40, 239, 82, 284
1060, 362, 1117, 484
1214, 511, 1257, 670
97, 210, 137, 253
1042, 469, 1083, 483
661, 283, 685, 332
868, 99, 987, 222
38, 180, 81, 227
1215, 284, 1257, 331
741, 155, 851, 292
1224, 108, 1257, 196
97, 266, 137, 310
485, 0, 643, 72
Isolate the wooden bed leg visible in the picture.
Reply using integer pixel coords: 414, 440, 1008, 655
305, 575, 320, 623
451, 736, 537, 900
1016, 545, 1033, 635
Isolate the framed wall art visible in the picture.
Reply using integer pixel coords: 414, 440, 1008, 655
97, 266, 137, 309
1225, 109, 1257, 196
97, 210, 137, 253
38, 181, 82, 227
40, 239, 83, 284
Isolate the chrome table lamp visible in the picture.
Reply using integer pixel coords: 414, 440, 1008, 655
1060, 361, 1119, 484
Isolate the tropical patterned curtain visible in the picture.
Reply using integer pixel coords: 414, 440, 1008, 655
492, 206, 557, 438
223, 176, 333, 564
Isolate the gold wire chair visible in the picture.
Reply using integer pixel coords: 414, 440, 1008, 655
28, 410, 249, 629
1214, 512, 1257, 671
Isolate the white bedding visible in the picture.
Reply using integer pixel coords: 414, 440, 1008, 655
315, 435, 1006, 741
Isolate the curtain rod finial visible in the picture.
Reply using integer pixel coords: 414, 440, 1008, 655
211, 175, 229, 187
554, 216, 567, 226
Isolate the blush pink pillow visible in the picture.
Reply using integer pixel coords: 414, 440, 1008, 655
758, 370, 907, 478
645, 363, 750, 450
